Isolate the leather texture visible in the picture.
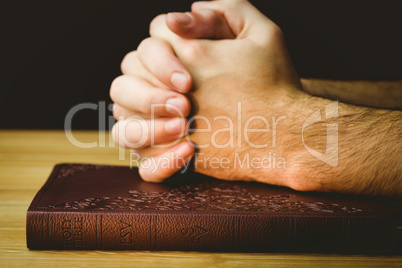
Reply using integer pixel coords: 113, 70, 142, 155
26, 164, 402, 253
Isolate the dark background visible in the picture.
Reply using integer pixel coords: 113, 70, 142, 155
1, 0, 401, 130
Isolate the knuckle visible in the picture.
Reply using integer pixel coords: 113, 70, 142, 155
180, 41, 204, 63
220, 0, 244, 10
255, 23, 284, 48
140, 94, 154, 114
125, 119, 150, 148
112, 105, 120, 120
120, 50, 137, 74
137, 37, 152, 55
270, 24, 284, 39
109, 75, 125, 102
228, 0, 242, 7
202, 9, 216, 23
149, 14, 167, 37
265, 24, 284, 44
112, 104, 129, 121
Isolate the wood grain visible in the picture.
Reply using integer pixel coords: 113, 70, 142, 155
0, 130, 401, 267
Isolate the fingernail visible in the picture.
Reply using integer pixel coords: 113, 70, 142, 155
171, 72, 188, 91
165, 118, 184, 135
166, 97, 186, 115
168, 12, 193, 25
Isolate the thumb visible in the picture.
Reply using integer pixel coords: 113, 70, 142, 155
166, 9, 235, 39
192, 0, 278, 44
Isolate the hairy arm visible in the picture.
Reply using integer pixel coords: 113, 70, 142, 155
301, 78, 402, 110
286, 94, 402, 199
112, 0, 402, 199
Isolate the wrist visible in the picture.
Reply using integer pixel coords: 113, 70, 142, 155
246, 88, 321, 189
264, 92, 336, 191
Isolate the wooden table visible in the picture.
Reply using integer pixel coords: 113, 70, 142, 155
0, 130, 400, 267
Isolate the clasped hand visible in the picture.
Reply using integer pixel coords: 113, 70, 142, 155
110, 0, 332, 192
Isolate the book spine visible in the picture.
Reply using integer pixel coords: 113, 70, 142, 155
26, 210, 398, 252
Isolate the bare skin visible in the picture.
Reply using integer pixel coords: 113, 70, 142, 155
159, 4, 402, 111
301, 79, 402, 110
110, 0, 402, 199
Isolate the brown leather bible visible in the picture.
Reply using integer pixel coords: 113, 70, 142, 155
27, 164, 402, 253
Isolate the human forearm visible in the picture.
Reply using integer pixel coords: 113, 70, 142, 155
301, 78, 402, 110
113, 0, 402, 199
282, 94, 402, 199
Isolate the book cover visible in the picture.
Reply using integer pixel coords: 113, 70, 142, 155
27, 164, 402, 253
